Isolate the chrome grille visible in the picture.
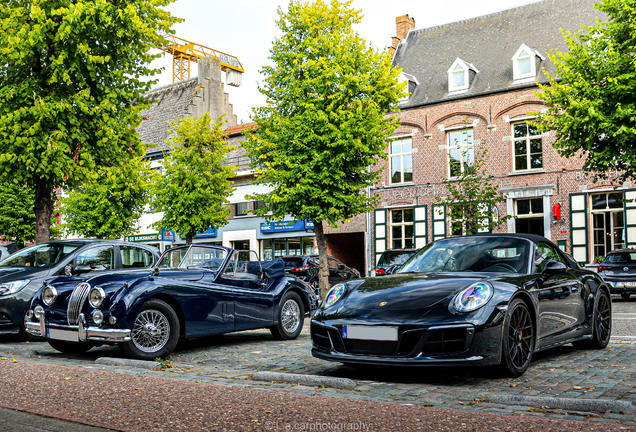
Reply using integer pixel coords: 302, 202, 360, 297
67, 282, 91, 325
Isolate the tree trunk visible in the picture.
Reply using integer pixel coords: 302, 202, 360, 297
186, 233, 193, 244
314, 221, 330, 299
34, 178, 54, 243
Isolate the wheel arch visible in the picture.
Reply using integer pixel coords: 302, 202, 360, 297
509, 291, 537, 342
146, 293, 186, 339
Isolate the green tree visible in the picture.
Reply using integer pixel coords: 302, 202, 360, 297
60, 155, 156, 239
0, 0, 180, 242
537, 0, 636, 183
438, 149, 512, 235
151, 113, 236, 244
244, 0, 404, 298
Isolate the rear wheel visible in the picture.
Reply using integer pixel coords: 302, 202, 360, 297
48, 339, 93, 355
121, 299, 180, 360
270, 292, 304, 340
573, 289, 611, 349
499, 299, 535, 377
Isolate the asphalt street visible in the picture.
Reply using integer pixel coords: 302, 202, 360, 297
0, 295, 635, 431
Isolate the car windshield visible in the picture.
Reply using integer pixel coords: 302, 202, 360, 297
0, 242, 84, 268
398, 236, 530, 274
605, 252, 636, 264
377, 250, 416, 267
157, 246, 228, 270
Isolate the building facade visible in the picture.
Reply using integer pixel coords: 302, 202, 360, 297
373, 0, 632, 268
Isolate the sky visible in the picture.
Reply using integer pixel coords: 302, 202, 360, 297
148, 0, 540, 124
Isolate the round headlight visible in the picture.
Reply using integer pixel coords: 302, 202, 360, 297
453, 282, 493, 312
88, 287, 105, 308
92, 310, 104, 325
42, 286, 57, 306
322, 283, 346, 309
34, 305, 44, 319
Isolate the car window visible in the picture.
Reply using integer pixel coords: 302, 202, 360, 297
377, 251, 415, 266
534, 242, 566, 273
328, 258, 339, 268
605, 253, 636, 264
282, 257, 305, 269
157, 246, 227, 269
0, 242, 84, 268
76, 246, 114, 271
223, 250, 262, 280
120, 246, 154, 268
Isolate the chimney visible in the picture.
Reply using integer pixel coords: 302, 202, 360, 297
390, 14, 415, 58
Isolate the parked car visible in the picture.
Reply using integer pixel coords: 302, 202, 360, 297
282, 254, 361, 293
597, 249, 636, 299
374, 249, 418, 276
0, 240, 159, 338
26, 244, 318, 359
311, 234, 611, 377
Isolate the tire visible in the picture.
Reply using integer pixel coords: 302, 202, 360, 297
121, 299, 180, 360
499, 298, 535, 377
573, 289, 611, 350
270, 291, 304, 340
48, 339, 93, 355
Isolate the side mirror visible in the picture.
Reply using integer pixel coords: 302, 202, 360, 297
541, 261, 567, 278
73, 264, 92, 275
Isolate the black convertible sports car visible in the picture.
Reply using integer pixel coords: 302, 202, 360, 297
311, 234, 611, 376
26, 244, 317, 360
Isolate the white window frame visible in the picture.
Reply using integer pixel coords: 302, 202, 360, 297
389, 137, 413, 185
447, 128, 474, 178
512, 121, 543, 172
512, 44, 544, 82
447, 58, 478, 93
389, 208, 414, 249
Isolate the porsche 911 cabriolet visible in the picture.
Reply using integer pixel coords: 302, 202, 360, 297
311, 234, 611, 376
25, 244, 318, 360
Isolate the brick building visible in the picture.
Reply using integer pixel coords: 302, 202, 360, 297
372, 0, 633, 268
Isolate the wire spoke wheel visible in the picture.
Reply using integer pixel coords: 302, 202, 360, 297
131, 309, 171, 353
281, 299, 301, 334
271, 291, 304, 340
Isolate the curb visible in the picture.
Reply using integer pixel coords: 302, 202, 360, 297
94, 357, 158, 369
487, 394, 636, 414
251, 372, 356, 389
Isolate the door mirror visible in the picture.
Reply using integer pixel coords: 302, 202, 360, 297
541, 260, 567, 277
338, 264, 345, 270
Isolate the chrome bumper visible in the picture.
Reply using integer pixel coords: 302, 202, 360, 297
25, 313, 131, 343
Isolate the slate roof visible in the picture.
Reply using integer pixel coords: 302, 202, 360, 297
137, 78, 198, 154
393, 0, 604, 108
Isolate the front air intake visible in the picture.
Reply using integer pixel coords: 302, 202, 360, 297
67, 282, 91, 325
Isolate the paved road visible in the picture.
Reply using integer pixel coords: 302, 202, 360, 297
1, 295, 635, 429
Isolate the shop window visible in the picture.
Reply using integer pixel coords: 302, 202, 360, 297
591, 192, 625, 258
447, 129, 474, 178
390, 208, 414, 249
390, 137, 413, 184
513, 122, 542, 171
515, 198, 544, 236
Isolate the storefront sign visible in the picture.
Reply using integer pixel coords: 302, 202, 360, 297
162, 230, 175, 242
260, 220, 313, 233
125, 233, 160, 242
195, 227, 218, 238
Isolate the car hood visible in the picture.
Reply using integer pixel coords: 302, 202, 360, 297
0, 266, 49, 282
343, 273, 488, 311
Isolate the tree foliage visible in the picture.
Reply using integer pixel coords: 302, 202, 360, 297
244, 0, 404, 296
0, 0, 180, 242
438, 149, 512, 235
60, 156, 156, 239
0, 180, 36, 245
151, 113, 236, 244
537, 0, 636, 183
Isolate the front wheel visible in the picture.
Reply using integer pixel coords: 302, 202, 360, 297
270, 292, 304, 340
499, 299, 535, 377
48, 339, 93, 355
121, 299, 180, 360
573, 289, 611, 349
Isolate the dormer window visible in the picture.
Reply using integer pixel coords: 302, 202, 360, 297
512, 44, 545, 82
398, 72, 419, 103
447, 58, 478, 93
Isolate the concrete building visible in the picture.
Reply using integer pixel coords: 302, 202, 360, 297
372, 0, 630, 268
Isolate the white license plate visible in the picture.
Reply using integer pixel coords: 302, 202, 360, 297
47, 328, 79, 342
342, 325, 398, 341
615, 281, 636, 287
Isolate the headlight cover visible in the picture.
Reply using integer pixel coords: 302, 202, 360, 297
322, 283, 346, 309
453, 282, 493, 312
42, 286, 58, 306
88, 287, 105, 308
0, 279, 30, 296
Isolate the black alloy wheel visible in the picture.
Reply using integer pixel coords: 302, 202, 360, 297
48, 339, 93, 355
500, 298, 534, 377
574, 289, 611, 349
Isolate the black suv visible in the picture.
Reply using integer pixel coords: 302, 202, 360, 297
282, 255, 360, 293
598, 249, 636, 299
374, 249, 418, 276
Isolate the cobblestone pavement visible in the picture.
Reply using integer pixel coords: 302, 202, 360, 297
1, 297, 636, 427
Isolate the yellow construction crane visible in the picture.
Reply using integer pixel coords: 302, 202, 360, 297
161, 34, 244, 86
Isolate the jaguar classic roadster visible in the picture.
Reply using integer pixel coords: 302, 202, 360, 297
26, 244, 317, 359
311, 234, 611, 376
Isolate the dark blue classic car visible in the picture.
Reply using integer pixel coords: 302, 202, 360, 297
312, 234, 611, 376
26, 244, 318, 359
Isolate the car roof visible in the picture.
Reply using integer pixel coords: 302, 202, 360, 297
606, 248, 636, 255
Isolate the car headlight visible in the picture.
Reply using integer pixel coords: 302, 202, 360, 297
453, 282, 493, 312
88, 287, 105, 308
0, 279, 30, 296
42, 286, 58, 306
322, 283, 346, 309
